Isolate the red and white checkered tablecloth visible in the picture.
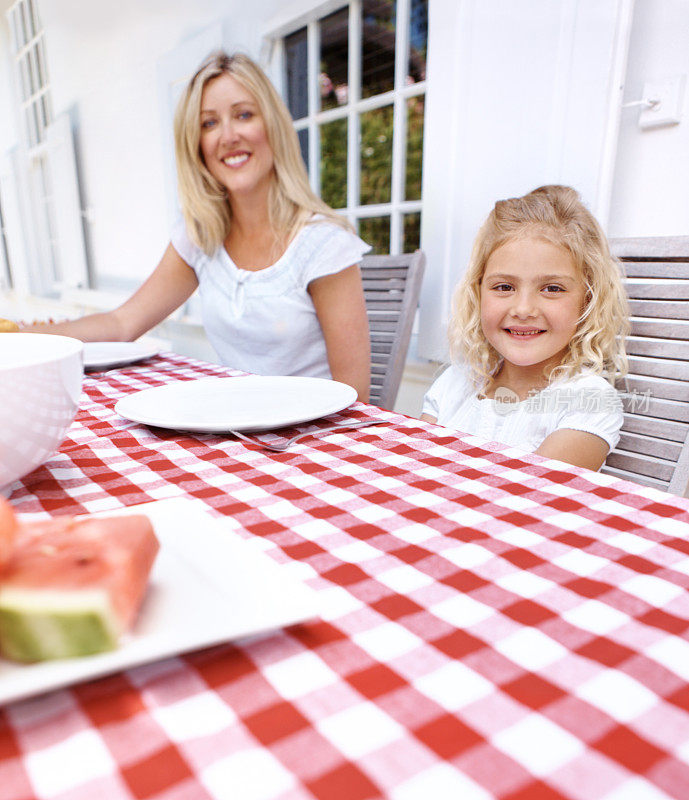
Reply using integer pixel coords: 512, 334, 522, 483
2, 353, 689, 800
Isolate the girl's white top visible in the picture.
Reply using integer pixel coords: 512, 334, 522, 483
171, 216, 370, 377
422, 363, 623, 453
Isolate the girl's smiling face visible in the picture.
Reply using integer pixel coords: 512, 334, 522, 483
199, 74, 274, 201
480, 236, 587, 379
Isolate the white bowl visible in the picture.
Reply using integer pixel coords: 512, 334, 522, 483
0, 333, 83, 493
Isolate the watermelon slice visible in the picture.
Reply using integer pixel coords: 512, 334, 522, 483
0, 512, 159, 662
0, 498, 17, 566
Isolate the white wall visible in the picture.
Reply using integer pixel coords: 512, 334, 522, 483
417, 0, 634, 361
608, 0, 689, 236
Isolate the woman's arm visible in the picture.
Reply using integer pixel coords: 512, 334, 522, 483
420, 413, 437, 423
535, 428, 611, 471
308, 265, 370, 402
20, 244, 198, 342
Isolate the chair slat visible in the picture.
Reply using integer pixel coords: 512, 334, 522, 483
599, 464, 670, 491
371, 341, 394, 355
616, 431, 683, 461
362, 278, 407, 291
628, 299, 689, 320
617, 373, 689, 403
368, 321, 399, 334
603, 236, 689, 494
360, 267, 410, 279
365, 299, 404, 310
623, 261, 689, 279
625, 336, 689, 361
626, 355, 689, 381
370, 330, 395, 342
611, 235, 689, 259
629, 317, 689, 340
624, 280, 689, 300
621, 395, 689, 423
605, 450, 675, 481
620, 413, 688, 443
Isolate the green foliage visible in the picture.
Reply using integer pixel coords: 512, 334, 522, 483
405, 97, 424, 201
320, 118, 347, 209
318, 93, 425, 254
360, 105, 393, 205
359, 216, 390, 255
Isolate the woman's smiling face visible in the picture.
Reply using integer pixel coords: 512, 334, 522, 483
199, 73, 274, 201
480, 236, 587, 377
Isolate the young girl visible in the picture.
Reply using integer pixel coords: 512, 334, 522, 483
13, 52, 371, 400
421, 185, 629, 471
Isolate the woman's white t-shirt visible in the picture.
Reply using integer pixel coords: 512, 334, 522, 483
171, 216, 370, 377
422, 363, 623, 453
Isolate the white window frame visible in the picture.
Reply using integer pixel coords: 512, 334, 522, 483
5, 0, 88, 296
6, 0, 57, 294
264, 0, 427, 255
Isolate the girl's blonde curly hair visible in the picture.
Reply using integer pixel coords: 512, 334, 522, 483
449, 185, 629, 390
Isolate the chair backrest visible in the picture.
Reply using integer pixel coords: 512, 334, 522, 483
361, 250, 426, 409
602, 236, 689, 496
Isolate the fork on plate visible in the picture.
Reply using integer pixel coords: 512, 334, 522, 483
230, 419, 383, 452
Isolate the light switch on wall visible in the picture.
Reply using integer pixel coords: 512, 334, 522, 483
638, 75, 685, 129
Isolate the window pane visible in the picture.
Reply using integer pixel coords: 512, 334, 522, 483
9, 8, 20, 52
25, 105, 37, 148
405, 95, 424, 201
19, 56, 31, 101
0, 198, 14, 288
285, 27, 308, 120
28, 47, 39, 95
360, 105, 393, 205
408, 0, 428, 83
18, 2, 28, 47
40, 93, 50, 130
320, 7, 348, 111
358, 216, 390, 254
37, 38, 48, 87
28, 0, 39, 40
297, 128, 309, 171
320, 118, 347, 209
403, 212, 421, 253
361, 0, 395, 99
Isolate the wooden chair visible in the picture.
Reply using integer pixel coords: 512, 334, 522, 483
601, 236, 689, 496
361, 250, 426, 409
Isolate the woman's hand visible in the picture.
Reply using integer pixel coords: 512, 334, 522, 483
308, 265, 370, 402
15, 244, 198, 342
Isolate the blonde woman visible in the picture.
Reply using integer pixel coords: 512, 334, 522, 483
421, 185, 629, 471
20, 52, 371, 400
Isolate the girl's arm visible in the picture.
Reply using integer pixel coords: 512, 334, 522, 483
420, 413, 437, 423
535, 428, 611, 471
308, 265, 370, 402
20, 244, 199, 342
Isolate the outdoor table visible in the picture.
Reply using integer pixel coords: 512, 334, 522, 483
2, 353, 688, 800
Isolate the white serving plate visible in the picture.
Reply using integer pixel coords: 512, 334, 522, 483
83, 341, 161, 370
0, 498, 319, 705
114, 375, 358, 433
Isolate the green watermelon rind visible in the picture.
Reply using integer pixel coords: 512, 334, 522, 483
0, 587, 119, 662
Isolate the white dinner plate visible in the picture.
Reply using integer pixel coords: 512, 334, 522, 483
0, 498, 319, 705
83, 341, 161, 370
114, 375, 358, 433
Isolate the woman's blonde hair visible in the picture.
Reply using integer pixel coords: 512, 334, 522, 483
449, 184, 628, 389
173, 50, 350, 255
